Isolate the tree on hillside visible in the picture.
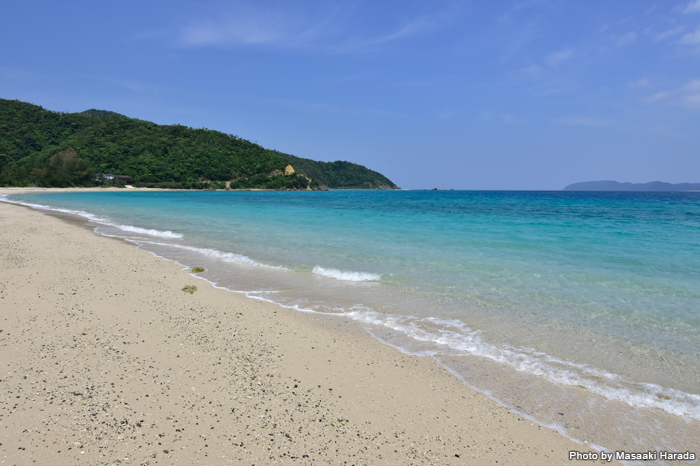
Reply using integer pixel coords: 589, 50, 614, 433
0, 98, 399, 189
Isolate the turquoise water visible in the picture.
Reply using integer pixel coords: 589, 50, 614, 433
5, 190, 700, 451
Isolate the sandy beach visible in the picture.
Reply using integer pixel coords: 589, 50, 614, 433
0, 191, 594, 465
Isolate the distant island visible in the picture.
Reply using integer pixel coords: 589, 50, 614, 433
563, 181, 700, 192
0, 98, 398, 190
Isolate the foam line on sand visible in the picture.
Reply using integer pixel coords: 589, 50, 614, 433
0, 196, 592, 465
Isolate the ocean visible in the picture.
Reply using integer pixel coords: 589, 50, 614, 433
4, 190, 699, 455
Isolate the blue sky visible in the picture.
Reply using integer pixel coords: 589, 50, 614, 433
2, 0, 699, 189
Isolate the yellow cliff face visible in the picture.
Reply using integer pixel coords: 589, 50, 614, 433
284, 164, 295, 175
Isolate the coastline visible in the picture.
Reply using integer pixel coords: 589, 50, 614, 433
0, 190, 590, 464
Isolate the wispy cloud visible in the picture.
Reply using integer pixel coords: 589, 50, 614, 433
679, 27, 700, 44
518, 64, 541, 77
684, 0, 700, 13
495, 1, 552, 63
331, 15, 451, 53
653, 26, 685, 41
682, 80, 700, 107
615, 32, 637, 47
180, 3, 335, 48
684, 93, 700, 108
630, 78, 650, 88
646, 79, 700, 108
646, 91, 672, 103
178, 2, 458, 53
368, 18, 438, 45
683, 79, 700, 91
545, 49, 574, 68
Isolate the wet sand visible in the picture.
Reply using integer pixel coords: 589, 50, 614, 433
0, 193, 596, 465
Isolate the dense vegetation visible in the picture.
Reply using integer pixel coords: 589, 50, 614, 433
280, 153, 397, 190
0, 98, 398, 190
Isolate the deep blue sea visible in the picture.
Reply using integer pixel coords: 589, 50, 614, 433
4, 190, 700, 453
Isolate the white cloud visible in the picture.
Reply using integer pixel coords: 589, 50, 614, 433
684, 0, 700, 13
180, 5, 329, 48
518, 64, 541, 76
653, 26, 685, 41
647, 91, 673, 103
615, 32, 637, 47
332, 17, 445, 53
371, 20, 434, 44
630, 78, 650, 88
645, 80, 700, 108
683, 79, 700, 91
679, 27, 700, 44
684, 93, 700, 108
178, 3, 458, 53
496, 1, 548, 61
545, 49, 573, 68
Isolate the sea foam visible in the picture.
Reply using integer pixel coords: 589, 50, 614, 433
138, 241, 285, 270
342, 309, 700, 421
1, 197, 183, 239
312, 265, 382, 282
114, 225, 183, 239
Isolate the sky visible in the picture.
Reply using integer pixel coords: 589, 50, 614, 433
2, 0, 700, 189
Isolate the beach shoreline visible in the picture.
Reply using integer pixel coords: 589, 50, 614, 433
0, 190, 596, 464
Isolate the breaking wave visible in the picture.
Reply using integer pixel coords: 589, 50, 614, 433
312, 265, 383, 282
1, 196, 183, 239
343, 309, 700, 421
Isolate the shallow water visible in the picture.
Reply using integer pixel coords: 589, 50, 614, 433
5, 190, 700, 456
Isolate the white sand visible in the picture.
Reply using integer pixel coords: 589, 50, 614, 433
0, 194, 597, 465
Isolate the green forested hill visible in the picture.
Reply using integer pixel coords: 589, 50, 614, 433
0, 98, 398, 190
